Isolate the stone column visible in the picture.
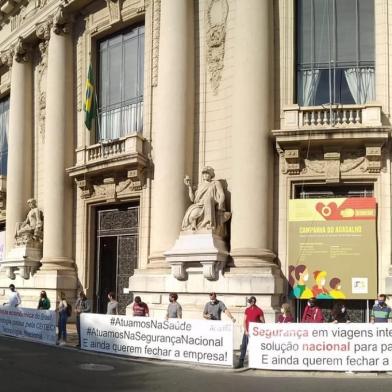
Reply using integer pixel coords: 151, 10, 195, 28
5, 39, 33, 255
149, 0, 194, 265
40, 8, 74, 273
230, 0, 276, 268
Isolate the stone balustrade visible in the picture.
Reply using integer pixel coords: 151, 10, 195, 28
282, 103, 383, 130
68, 133, 147, 179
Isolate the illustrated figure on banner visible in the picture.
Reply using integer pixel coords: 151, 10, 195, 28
311, 270, 331, 299
182, 166, 231, 237
289, 264, 313, 299
329, 277, 346, 299
15, 199, 44, 245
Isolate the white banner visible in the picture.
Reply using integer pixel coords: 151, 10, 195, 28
0, 306, 57, 345
249, 323, 392, 372
81, 314, 233, 366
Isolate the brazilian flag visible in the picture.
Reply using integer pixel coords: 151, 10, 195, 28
84, 64, 95, 130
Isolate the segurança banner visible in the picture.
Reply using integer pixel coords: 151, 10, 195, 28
0, 306, 57, 345
249, 323, 392, 372
81, 313, 233, 366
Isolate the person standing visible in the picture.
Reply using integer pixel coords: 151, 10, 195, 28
278, 303, 294, 323
75, 291, 91, 347
132, 296, 149, 317
301, 297, 324, 323
106, 292, 119, 315
37, 290, 51, 310
329, 302, 350, 323
370, 294, 392, 323
166, 293, 182, 319
238, 296, 264, 368
58, 292, 69, 345
203, 292, 236, 322
3, 284, 21, 307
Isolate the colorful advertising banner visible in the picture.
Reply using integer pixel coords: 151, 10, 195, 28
81, 314, 233, 367
0, 306, 57, 345
249, 323, 392, 372
288, 197, 377, 299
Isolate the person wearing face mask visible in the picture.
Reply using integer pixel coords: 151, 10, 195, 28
301, 297, 324, 323
166, 293, 182, 319
329, 302, 350, 323
278, 303, 294, 323
237, 296, 265, 368
370, 294, 392, 323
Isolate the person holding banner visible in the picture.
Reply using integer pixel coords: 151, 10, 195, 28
132, 296, 149, 317
75, 291, 91, 347
370, 294, 392, 323
278, 303, 294, 323
203, 292, 236, 322
58, 292, 69, 345
37, 291, 51, 310
106, 292, 118, 315
166, 293, 182, 319
301, 297, 324, 323
237, 296, 264, 368
3, 284, 21, 307
329, 302, 350, 323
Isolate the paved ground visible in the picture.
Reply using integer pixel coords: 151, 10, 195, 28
1, 333, 392, 392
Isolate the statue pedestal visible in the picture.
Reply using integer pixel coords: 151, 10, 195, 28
164, 232, 229, 281
1, 242, 42, 280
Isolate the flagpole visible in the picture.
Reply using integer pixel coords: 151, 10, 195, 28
94, 88, 104, 158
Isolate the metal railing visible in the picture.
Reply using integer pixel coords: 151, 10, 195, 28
98, 98, 143, 141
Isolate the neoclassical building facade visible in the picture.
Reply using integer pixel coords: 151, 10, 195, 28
0, 0, 388, 345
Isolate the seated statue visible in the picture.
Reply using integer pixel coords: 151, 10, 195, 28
182, 166, 231, 236
15, 199, 43, 244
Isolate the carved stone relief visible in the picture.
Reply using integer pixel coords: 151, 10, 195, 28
106, 0, 122, 25
36, 23, 50, 142
75, 169, 145, 201
151, 0, 161, 87
280, 145, 384, 181
206, 0, 229, 94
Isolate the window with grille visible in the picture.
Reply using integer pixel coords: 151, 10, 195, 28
98, 25, 144, 142
297, 0, 375, 106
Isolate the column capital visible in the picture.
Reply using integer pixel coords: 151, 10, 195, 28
12, 36, 32, 63
51, 3, 72, 35
36, 20, 51, 42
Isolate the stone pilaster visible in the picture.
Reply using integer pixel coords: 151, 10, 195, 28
148, 0, 194, 266
40, 6, 75, 279
5, 38, 33, 256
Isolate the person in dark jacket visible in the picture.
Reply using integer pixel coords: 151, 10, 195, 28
329, 302, 350, 323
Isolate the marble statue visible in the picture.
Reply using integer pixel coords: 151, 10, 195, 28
15, 199, 43, 244
182, 166, 230, 236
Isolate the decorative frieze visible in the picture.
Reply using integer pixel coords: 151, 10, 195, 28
280, 145, 384, 180
76, 169, 145, 202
